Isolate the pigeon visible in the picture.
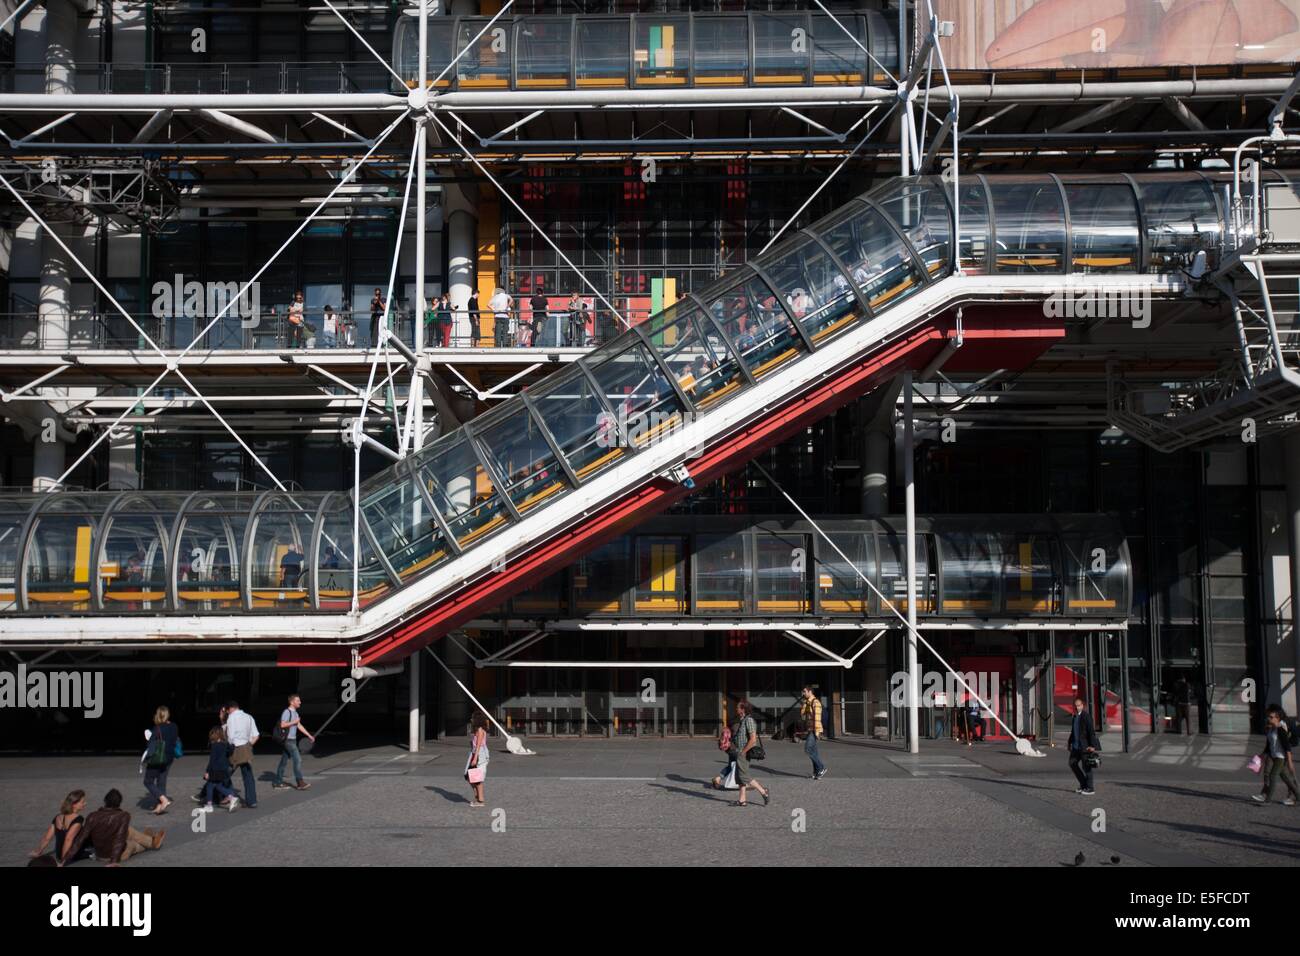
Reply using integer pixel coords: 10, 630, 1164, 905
1074, 852, 1086, 866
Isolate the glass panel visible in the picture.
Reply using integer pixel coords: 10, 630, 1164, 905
938, 531, 1001, 614
694, 16, 749, 86
1063, 180, 1140, 273
99, 512, 168, 612
316, 501, 392, 610
818, 532, 873, 615
456, 18, 511, 89
635, 535, 686, 612
529, 365, 627, 483
26, 512, 97, 612
586, 340, 685, 451
174, 497, 248, 612
812, 14, 866, 84
957, 179, 991, 274
474, 401, 568, 515
753, 13, 809, 84
695, 532, 749, 613
1062, 532, 1129, 616
871, 178, 952, 279
988, 176, 1067, 273
1001, 533, 1059, 614
248, 496, 318, 610
756, 532, 809, 614
635, 16, 688, 86
703, 272, 804, 380
864, 10, 897, 84
757, 236, 860, 348
644, 302, 747, 412
818, 202, 924, 313
360, 467, 450, 581
516, 17, 571, 88
573, 538, 629, 613
414, 433, 511, 551
576, 19, 629, 88
1133, 174, 1221, 273
0, 498, 37, 613
878, 529, 933, 614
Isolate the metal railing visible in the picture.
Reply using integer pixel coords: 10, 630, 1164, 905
0, 61, 396, 96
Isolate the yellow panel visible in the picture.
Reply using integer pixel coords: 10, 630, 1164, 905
1019, 541, 1032, 593
74, 525, 91, 584
662, 25, 674, 68
651, 543, 677, 593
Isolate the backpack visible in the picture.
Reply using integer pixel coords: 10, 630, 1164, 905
718, 726, 732, 752
144, 730, 169, 769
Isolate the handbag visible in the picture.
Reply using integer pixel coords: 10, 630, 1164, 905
467, 766, 485, 784
230, 743, 254, 767
1248, 754, 1263, 774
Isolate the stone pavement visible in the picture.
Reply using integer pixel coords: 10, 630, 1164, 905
2, 734, 1295, 867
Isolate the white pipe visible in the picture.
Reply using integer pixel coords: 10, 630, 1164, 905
904, 371, 919, 754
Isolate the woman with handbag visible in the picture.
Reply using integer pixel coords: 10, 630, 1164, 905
143, 706, 180, 815
731, 700, 771, 808
465, 714, 490, 807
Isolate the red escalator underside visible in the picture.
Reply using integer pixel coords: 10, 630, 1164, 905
281, 305, 1063, 667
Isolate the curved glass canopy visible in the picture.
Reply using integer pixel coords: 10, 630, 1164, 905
0, 172, 1228, 617
394, 11, 899, 92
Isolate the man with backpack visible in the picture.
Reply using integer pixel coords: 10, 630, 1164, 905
272, 693, 316, 792
1252, 704, 1299, 805
800, 685, 828, 780
731, 699, 771, 808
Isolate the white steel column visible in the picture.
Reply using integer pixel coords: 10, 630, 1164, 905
1284, 430, 1300, 712
903, 371, 920, 753
408, 649, 421, 753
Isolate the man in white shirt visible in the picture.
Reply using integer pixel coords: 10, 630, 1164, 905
489, 287, 513, 348
223, 700, 261, 809
321, 305, 338, 347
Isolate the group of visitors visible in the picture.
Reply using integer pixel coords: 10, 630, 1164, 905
26, 694, 316, 866
277, 282, 603, 351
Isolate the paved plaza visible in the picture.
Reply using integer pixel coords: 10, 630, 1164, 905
3, 733, 1294, 867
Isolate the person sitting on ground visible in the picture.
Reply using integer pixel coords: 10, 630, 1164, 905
200, 725, 240, 813
29, 789, 89, 865
62, 788, 164, 866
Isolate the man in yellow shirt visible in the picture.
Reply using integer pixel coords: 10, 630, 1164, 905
800, 685, 828, 780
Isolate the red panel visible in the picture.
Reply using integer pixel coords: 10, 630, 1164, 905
283, 308, 1064, 668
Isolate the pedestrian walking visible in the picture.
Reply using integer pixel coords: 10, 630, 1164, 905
731, 699, 771, 807
142, 705, 179, 815
224, 700, 260, 809
465, 713, 489, 807
529, 287, 548, 347
467, 291, 481, 347
1067, 697, 1101, 795
800, 685, 828, 780
29, 789, 88, 865
273, 693, 316, 791
1252, 704, 1300, 805
287, 291, 306, 349
200, 725, 240, 813
369, 287, 386, 347
63, 789, 165, 866
490, 286, 513, 348
711, 722, 738, 791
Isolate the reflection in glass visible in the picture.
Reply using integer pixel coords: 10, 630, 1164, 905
704, 273, 804, 380
1063, 181, 1140, 273
818, 202, 924, 312
988, 176, 1066, 273
758, 236, 860, 347
695, 533, 748, 613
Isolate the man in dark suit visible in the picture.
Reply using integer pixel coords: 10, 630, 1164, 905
1068, 697, 1101, 795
